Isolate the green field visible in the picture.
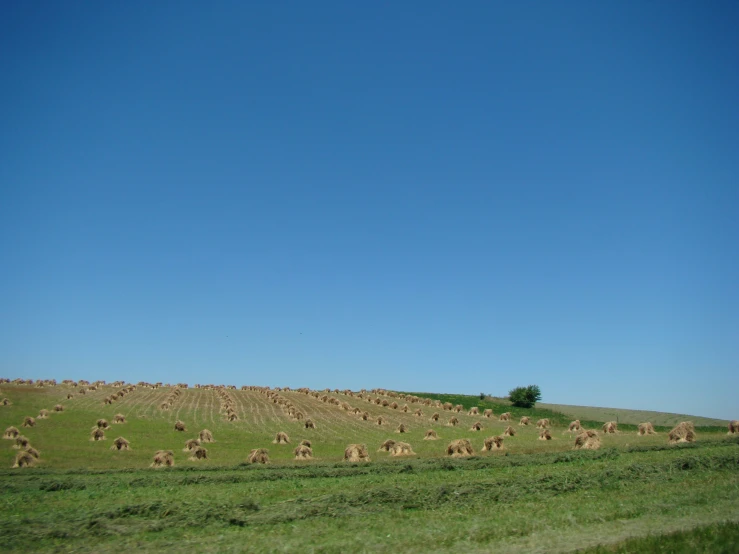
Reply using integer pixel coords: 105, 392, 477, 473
1, 381, 737, 552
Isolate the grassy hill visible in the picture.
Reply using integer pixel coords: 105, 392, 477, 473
0, 380, 737, 552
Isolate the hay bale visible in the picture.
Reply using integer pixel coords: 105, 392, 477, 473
538, 429, 552, 441
189, 446, 208, 461
378, 439, 396, 452
174, 420, 186, 432
414, 409, 423, 417
247, 448, 270, 464
111, 437, 131, 451
361, 411, 370, 421
536, 418, 550, 429
344, 443, 370, 462
470, 421, 483, 431
727, 420, 739, 435
396, 423, 408, 434
183, 438, 201, 452
294, 445, 313, 460
273, 431, 290, 444
38, 409, 49, 419
499, 412, 511, 421
468, 407, 479, 416
228, 413, 238, 421
12, 451, 36, 468
23, 446, 41, 459
90, 428, 106, 441
3, 426, 20, 439
568, 420, 581, 432
376, 416, 385, 426
14, 435, 30, 449
151, 450, 175, 468
430, 412, 440, 422
199, 429, 215, 443
447, 416, 459, 427
113, 414, 126, 424
482, 435, 504, 451
96, 419, 110, 429
424, 429, 438, 440
574, 429, 601, 450
66, 393, 74, 399
446, 439, 474, 457
503, 426, 516, 437
483, 409, 493, 418
442, 402, 453, 411
300, 439, 312, 448
668, 421, 696, 444
390, 441, 415, 456
304, 419, 316, 429
602, 421, 618, 434
2, 398, 12, 406
519, 416, 531, 426
22, 416, 36, 428
638, 422, 656, 436
453, 404, 464, 413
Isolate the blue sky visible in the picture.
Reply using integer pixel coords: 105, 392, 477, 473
1, 2, 737, 419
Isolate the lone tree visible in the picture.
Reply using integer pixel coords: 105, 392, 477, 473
508, 385, 541, 408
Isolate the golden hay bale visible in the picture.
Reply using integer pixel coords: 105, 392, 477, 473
727, 420, 739, 435
183, 438, 201, 452
424, 429, 439, 440
453, 404, 464, 413
14, 435, 30, 449
503, 426, 516, 437
378, 439, 396, 452
22, 416, 36, 428
442, 402, 453, 411
602, 421, 618, 434
111, 437, 131, 451
160, 402, 170, 410
96, 419, 110, 429
294, 445, 313, 460
668, 421, 696, 444
90, 428, 106, 441
638, 422, 656, 436
468, 407, 479, 416
151, 450, 175, 468
538, 429, 552, 441
228, 413, 238, 421
396, 423, 408, 434
519, 416, 531, 426
536, 418, 550, 429
390, 441, 415, 456
483, 409, 494, 418
482, 435, 504, 451
2, 398, 12, 406
300, 439, 312, 448
361, 411, 370, 421
174, 420, 186, 432
189, 446, 208, 461
470, 421, 483, 431
376, 416, 385, 426
113, 414, 126, 424
344, 443, 370, 462
12, 451, 36, 468
401, 404, 409, 413
24, 446, 41, 459
3, 426, 20, 439
273, 431, 290, 444
304, 419, 316, 429
568, 420, 581, 432
446, 439, 474, 457
199, 429, 215, 443
414, 409, 423, 417
38, 409, 49, 419
430, 412, 440, 422
574, 429, 601, 450
447, 417, 459, 427
66, 393, 74, 399
247, 448, 270, 464
499, 412, 511, 421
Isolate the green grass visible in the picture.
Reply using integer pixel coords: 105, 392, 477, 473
1, 382, 737, 552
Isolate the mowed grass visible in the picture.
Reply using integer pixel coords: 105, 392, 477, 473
1, 383, 737, 552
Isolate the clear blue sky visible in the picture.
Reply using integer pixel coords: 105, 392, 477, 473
1, 2, 737, 419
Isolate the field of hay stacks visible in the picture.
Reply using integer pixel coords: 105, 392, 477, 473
0, 379, 737, 553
